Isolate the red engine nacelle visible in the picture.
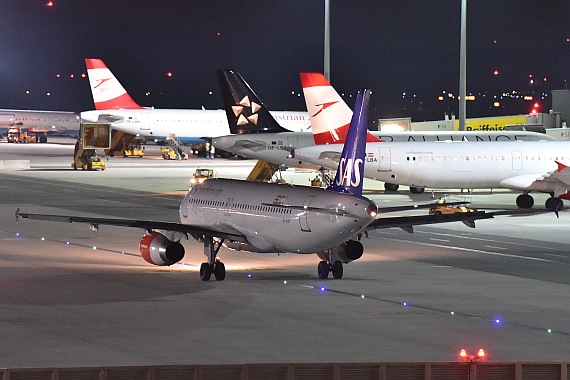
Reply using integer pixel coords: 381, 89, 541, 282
140, 232, 185, 266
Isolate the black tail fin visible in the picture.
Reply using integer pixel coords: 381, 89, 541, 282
217, 69, 289, 134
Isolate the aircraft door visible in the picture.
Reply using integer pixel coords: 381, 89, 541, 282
511, 150, 522, 171
287, 136, 298, 148
299, 195, 315, 232
140, 111, 150, 130
378, 146, 391, 171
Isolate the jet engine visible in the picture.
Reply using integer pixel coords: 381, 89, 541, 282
140, 232, 185, 266
318, 240, 364, 264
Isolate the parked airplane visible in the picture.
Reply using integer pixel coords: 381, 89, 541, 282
294, 75, 570, 210
212, 70, 553, 169
16, 89, 497, 280
80, 59, 310, 144
0, 109, 80, 142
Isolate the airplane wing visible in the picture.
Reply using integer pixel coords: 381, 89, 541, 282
84, 114, 124, 123
15, 209, 247, 242
499, 161, 570, 190
375, 201, 470, 213
367, 210, 492, 232
367, 209, 543, 233
227, 139, 267, 152
315, 150, 341, 162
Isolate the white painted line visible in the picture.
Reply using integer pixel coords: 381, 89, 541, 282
384, 238, 553, 262
484, 245, 508, 250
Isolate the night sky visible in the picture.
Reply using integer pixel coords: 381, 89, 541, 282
1, 1, 568, 122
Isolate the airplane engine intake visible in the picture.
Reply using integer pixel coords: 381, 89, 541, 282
333, 240, 364, 263
140, 232, 185, 266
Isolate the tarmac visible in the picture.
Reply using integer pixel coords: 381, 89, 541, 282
1, 138, 570, 368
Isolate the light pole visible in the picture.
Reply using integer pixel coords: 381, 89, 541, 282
459, 0, 467, 131
324, 0, 331, 81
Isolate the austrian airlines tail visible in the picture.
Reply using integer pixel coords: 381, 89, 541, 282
329, 88, 371, 196
85, 58, 143, 110
300, 72, 381, 144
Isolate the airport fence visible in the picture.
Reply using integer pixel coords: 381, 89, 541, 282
1, 362, 569, 380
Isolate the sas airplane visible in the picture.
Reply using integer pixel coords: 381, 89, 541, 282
294, 74, 570, 211
80, 59, 310, 144
16, 89, 498, 280
0, 109, 80, 142
212, 70, 553, 169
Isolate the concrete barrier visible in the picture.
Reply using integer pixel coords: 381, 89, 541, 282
0, 160, 30, 170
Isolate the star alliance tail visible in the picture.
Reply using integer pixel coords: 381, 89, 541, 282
217, 69, 289, 135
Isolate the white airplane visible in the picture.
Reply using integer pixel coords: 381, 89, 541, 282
0, 109, 80, 142
16, 89, 497, 280
294, 75, 570, 211
80, 59, 310, 144
212, 70, 553, 169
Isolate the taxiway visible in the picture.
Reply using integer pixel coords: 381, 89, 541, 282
1, 140, 569, 367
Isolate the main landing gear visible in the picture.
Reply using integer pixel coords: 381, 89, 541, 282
317, 250, 343, 280
516, 192, 564, 212
384, 183, 425, 194
200, 236, 226, 281
384, 183, 399, 192
545, 196, 564, 212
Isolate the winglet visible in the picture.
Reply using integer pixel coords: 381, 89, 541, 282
328, 89, 370, 196
300, 72, 381, 145
556, 160, 567, 173
85, 58, 142, 110
217, 69, 289, 134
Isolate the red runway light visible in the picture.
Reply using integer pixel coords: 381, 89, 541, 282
477, 348, 486, 359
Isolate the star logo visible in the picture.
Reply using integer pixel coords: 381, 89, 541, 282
311, 101, 338, 117
231, 96, 262, 125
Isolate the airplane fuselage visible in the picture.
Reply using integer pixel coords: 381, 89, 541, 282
0, 109, 80, 135
296, 140, 570, 195
213, 130, 554, 169
179, 178, 375, 253
81, 109, 310, 143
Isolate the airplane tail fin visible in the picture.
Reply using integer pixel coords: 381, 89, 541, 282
329, 88, 371, 196
85, 59, 142, 110
300, 72, 381, 144
217, 69, 289, 134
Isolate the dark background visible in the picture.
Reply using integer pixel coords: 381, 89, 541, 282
1, 1, 568, 122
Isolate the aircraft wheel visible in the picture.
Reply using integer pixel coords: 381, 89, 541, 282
546, 197, 564, 211
214, 261, 226, 281
317, 261, 329, 279
200, 262, 212, 281
331, 261, 343, 279
516, 193, 534, 209
410, 186, 425, 194
384, 183, 399, 192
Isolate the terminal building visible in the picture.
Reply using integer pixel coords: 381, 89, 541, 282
378, 89, 570, 140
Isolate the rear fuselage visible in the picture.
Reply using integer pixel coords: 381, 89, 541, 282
179, 178, 375, 253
